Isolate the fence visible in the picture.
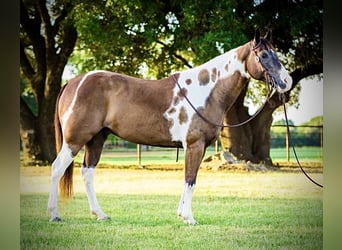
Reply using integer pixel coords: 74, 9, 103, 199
270, 124, 323, 161
101, 124, 323, 165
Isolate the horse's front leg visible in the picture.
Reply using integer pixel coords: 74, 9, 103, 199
178, 140, 206, 225
81, 166, 109, 220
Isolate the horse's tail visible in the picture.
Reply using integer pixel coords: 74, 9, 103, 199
54, 84, 74, 200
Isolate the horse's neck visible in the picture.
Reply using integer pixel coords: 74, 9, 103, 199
180, 42, 250, 107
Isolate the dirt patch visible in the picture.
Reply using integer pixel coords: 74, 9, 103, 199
20, 159, 323, 174
200, 151, 323, 173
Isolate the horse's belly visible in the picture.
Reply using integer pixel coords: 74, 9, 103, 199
106, 113, 175, 147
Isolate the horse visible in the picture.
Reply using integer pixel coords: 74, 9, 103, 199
48, 30, 292, 225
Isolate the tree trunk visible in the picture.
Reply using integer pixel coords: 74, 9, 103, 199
220, 86, 289, 166
20, 97, 40, 164
20, 0, 77, 164
20, 76, 62, 165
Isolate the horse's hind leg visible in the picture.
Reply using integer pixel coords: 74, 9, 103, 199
81, 129, 110, 220
48, 143, 75, 221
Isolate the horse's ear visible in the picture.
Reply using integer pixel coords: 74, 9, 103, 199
254, 28, 260, 45
264, 30, 272, 41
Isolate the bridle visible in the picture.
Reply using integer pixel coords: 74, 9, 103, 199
252, 40, 280, 91
172, 41, 277, 129
255, 41, 323, 188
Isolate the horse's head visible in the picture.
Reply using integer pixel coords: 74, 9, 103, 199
246, 29, 292, 93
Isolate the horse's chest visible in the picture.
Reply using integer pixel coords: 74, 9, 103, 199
163, 79, 215, 144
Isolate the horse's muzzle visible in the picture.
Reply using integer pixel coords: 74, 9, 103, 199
273, 69, 292, 93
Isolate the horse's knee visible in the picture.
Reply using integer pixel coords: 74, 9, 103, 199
80, 166, 96, 185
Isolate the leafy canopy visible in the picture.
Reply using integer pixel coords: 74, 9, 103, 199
68, 0, 322, 112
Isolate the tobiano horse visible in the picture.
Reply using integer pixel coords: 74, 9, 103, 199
48, 30, 292, 224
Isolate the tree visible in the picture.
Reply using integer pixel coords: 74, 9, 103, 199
20, 0, 77, 164
219, 0, 322, 165
70, 0, 322, 165
20, 0, 322, 165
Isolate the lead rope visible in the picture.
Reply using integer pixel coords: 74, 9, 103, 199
172, 74, 273, 128
281, 94, 323, 188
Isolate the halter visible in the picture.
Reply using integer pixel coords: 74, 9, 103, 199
252, 40, 280, 91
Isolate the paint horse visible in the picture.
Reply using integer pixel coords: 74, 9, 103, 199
48, 30, 292, 224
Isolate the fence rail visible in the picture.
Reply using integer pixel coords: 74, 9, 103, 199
270, 124, 323, 161
102, 124, 323, 165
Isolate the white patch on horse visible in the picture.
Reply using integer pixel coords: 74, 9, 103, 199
81, 167, 109, 220
164, 47, 248, 147
61, 70, 106, 132
177, 182, 197, 225
47, 143, 74, 221
278, 65, 293, 93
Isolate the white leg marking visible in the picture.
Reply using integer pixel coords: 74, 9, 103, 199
177, 182, 197, 225
47, 143, 74, 221
81, 166, 109, 220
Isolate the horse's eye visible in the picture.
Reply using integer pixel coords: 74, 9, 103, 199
261, 53, 268, 59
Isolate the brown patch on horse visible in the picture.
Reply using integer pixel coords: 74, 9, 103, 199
198, 69, 210, 86
173, 96, 180, 106
224, 64, 229, 72
178, 106, 188, 124
59, 71, 179, 149
211, 68, 217, 82
236, 43, 251, 62
168, 107, 176, 114
186, 79, 192, 85
177, 87, 188, 100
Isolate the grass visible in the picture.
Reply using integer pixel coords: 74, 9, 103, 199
20, 167, 323, 249
73, 146, 323, 166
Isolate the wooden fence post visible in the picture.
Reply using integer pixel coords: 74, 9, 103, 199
137, 144, 141, 166
285, 127, 290, 162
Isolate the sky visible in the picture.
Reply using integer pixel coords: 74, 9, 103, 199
273, 77, 323, 125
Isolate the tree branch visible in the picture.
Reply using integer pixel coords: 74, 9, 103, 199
290, 63, 323, 89
52, 6, 69, 35
20, 40, 35, 79
156, 40, 193, 68
20, 0, 46, 97
58, 23, 77, 67
37, 0, 56, 62
172, 53, 193, 69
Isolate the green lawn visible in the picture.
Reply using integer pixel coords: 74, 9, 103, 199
73, 146, 322, 166
20, 167, 323, 249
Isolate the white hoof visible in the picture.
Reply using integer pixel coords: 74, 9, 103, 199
92, 210, 109, 221
179, 214, 198, 225
97, 216, 110, 221
183, 218, 198, 225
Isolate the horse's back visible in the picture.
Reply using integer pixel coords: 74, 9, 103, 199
57, 70, 176, 147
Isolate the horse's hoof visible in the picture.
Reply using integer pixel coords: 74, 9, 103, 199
50, 217, 62, 222
180, 216, 198, 225
97, 216, 110, 221
184, 219, 198, 225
